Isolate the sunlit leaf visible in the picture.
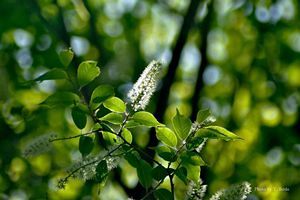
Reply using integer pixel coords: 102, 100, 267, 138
100, 113, 123, 125
59, 49, 74, 67
172, 108, 192, 140
156, 146, 177, 162
196, 109, 211, 123
196, 126, 242, 141
90, 85, 115, 110
156, 127, 177, 147
102, 131, 117, 145
131, 111, 161, 127
121, 128, 132, 143
175, 167, 188, 184
103, 97, 126, 113
181, 151, 206, 166
77, 60, 100, 87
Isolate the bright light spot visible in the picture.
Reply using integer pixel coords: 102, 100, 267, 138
203, 65, 221, 85
255, 6, 270, 23
269, 4, 282, 23
71, 36, 90, 56
288, 144, 300, 166
282, 93, 299, 114
288, 33, 300, 52
104, 21, 123, 37
180, 44, 200, 71
265, 147, 283, 167
208, 29, 228, 62
279, 0, 295, 20
36, 34, 52, 51
261, 103, 281, 127
13, 29, 34, 48
14, 48, 33, 69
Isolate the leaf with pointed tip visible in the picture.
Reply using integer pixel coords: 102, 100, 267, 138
175, 167, 188, 184
152, 165, 168, 181
181, 151, 206, 166
100, 113, 123, 125
172, 109, 192, 140
77, 60, 100, 87
103, 97, 126, 113
156, 127, 177, 147
137, 160, 153, 189
121, 128, 132, 143
102, 131, 117, 145
41, 92, 80, 107
156, 146, 177, 162
131, 111, 161, 127
79, 136, 94, 157
34, 69, 67, 82
196, 109, 211, 123
196, 126, 242, 141
59, 49, 74, 67
71, 106, 87, 129
90, 85, 115, 110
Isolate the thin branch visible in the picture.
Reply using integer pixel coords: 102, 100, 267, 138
49, 130, 99, 142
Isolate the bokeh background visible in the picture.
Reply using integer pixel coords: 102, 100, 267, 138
0, 0, 299, 199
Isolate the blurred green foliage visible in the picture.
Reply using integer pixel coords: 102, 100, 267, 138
0, 0, 299, 199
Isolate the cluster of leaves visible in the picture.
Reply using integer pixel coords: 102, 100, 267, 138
23, 49, 251, 199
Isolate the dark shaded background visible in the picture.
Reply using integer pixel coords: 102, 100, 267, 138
0, 0, 299, 199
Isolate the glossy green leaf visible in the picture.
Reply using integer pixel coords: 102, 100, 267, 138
59, 49, 74, 67
172, 109, 192, 140
137, 160, 153, 189
154, 188, 173, 200
124, 151, 140, 168
182, 163, 200, 182
103, 97, 126, 113
181, 151, 206, 166
102, 131, 117, 145
152, 165, 168, 181
100, 113, 123, 125
131, 111, 161, 127
121, 128, 132, 143
79, 136, 94, 157
71, 106, 87, 129
95, 160, 108, 183
186, 136, 204, 150
196, 126, 242, 141
90, 85, 115, 109
156, 127, 177, 147
41, 92, 80, 107
124, 120, 141, 128
175, 167, 188, 184
156, 146, 177, 162
34, 68, 67, 81
77, 60, 100, 87
196, 109, 211, 123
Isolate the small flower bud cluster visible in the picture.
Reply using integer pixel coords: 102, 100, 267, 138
22, 133, 57, 158
128, 60, 162, 111
209, 182, 251, 200
186, 179, 207, 200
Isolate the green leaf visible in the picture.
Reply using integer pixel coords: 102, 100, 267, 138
124, 120, 141, 128
102, 131, 117, 145
175, 167, 188, 184
182, 163, 200, 182
34, 68, 67, 82
156, 127, 177, 147
154, 188, 173, 200
90, 85, 115, 110
131, 111, 162, 127
196, 109, 211, 123
124, 151, 140, 168
181, 151, 206, 166
152, 165, 168, 181
79, 136, 94, 157
121, 128, 132, 143
71, 106, 87, 129
77, 60, 100, 87
103, 97, 126, 113
137, 160, 153, 189
41, 92, 80, 107
172, 109, 192, 140
59, 49, 74, 67
100, 113, 123, 125
156, 146, 177, 162
95, 160, 108, 183
196, 126, 242, 141
186, 136, 204, 150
